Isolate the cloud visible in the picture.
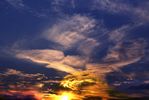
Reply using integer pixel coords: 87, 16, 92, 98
15, 49, 87, 74
93, 0, 149, 22
15, 39, 145, 77
16, 49, 65, 63
10, 11, 147, 79
77, 38, 100, 56
1, 68, 46, 79
86, 57, 141, 77
0, 68, 49, 95
51, 0, 76, 14
84, 38, 146, 76
2, 1, 149, 99
108, 25, 130, 43
43, 15, 97, 50
6, 0, 25, 8
42, 15, 101, 57
0, 90, 42, 100
5, 0, 48, 18
104, 39, 146, 63
49, 0, 149, 24
62, 55, 86, 68
60, 71, 110, 98
14, 12, 147, 77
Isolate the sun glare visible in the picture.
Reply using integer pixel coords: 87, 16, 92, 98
61, 95, 69, 100
59, 92, 73, 100
41, 91, 77, 100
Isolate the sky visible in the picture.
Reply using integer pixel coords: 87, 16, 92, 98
0, 0, 149, 100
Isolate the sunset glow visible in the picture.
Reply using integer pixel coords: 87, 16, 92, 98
59, 92, 74, 100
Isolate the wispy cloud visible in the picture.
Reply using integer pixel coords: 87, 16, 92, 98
5, 0, 48, 18
93, 0, 149, 22
43, 15, 96, 49
6, 0, 25, 8
51, 0, 76, 14
42, 15, 100, 56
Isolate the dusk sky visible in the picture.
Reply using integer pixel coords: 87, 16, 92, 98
0, 0, 149, 100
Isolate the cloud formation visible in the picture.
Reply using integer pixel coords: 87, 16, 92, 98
43, 15, 99, 53
1, 0, 149, 99
15, 38, 146, 77
14, 12, 147, 78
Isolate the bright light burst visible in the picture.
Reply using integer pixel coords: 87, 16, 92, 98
42, 92, 78, 100
59, 92, 73, 100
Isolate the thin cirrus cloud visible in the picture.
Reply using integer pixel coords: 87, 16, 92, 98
50, 0, 149, 22
5, 0, 48, 18
6, 0, 25, 8
92, 0, 149, 22
5, 0, 149, 22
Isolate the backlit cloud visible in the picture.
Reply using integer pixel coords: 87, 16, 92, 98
15, 49, 87, 74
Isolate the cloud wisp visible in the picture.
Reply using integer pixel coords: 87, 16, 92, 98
93, 0, 149, 22
6, 0, 25, 9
